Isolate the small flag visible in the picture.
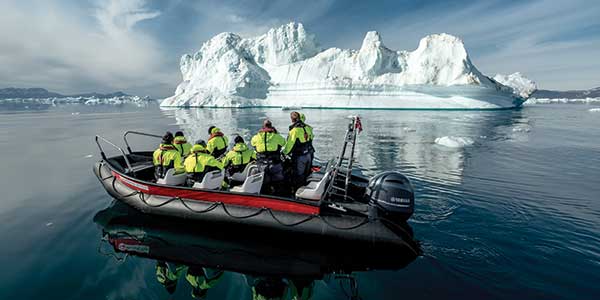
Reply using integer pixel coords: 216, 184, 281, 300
355, 116, 363, 133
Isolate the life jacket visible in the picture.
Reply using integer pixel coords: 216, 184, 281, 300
153, 144, 182, 179
207, 131, 228, 158
224, 143, 256, 174
285, 121, 314, 156
252, 127, 285, 160
184, 150, 223, 182
173, 136, 192, 157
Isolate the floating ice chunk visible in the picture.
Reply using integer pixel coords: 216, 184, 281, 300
435, 136, 474, 148
589, 108, 600, 112
402, 127, 416, 132
512, 125, 531, 133
46, 222, 53, 227
281, 106, 302, 111
84, 154, 93, 158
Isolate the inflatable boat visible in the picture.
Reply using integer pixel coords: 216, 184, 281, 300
93, 117, 418, 249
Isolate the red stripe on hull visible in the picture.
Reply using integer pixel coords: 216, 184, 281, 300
112, 172, 320, 215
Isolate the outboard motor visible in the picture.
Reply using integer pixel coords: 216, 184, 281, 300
366, 172, 414, 222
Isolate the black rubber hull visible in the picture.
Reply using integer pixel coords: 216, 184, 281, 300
94, 161, 418, 252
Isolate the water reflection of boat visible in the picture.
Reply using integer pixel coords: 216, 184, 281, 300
94, 202, 419, 298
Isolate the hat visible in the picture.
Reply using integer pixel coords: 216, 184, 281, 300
195, 139, 207, 147
208, 125, 216, 134
162, 131, 174, 144
234, 135, 244, 144
174, 131, 184, 137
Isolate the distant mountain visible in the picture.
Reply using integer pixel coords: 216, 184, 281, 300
0, 87, 130, 99
532, 87, 600, 99
0, 87, 63, 99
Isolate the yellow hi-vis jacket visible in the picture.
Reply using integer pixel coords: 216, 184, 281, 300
283, 122, 314, 155
223, 143, 256, 168
251, 129, 286, 153
184, 147, 224, 174
153, 144, 184, 173
173, 136, 192, 157
207, 128, 228, 155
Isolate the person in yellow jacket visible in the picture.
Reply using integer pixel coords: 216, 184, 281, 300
184, 140, 224, 186
223, 135, 257, 178
185, 267, 224, 299
251, 120, 286, 195
173, 131, 192, 157
283, 112, 315, 189
155, 261, 188, 295
207, 126, 228, 158
153, 132, 184, 180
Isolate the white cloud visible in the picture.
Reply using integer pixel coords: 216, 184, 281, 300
370, 0, 600, 90
0, 0, 177, 97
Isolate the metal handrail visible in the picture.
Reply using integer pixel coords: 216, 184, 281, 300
123, 131, 162, 154
95, 135, 134, 174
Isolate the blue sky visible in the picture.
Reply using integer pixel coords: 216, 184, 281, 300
1, 0, 599, 97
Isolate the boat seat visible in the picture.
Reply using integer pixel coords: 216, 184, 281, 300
295, 170, 331, 201
307, 172, 325, 182
156, 168, 187, 186
229, 162, 256, 182
193, 169, 225, 190
230, 166, 263, 194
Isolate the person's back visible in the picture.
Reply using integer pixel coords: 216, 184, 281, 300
251, 120, 286, 195
184, 142, 223, 185
283, 112, 315, 189
207, 126, 229, 158
223, 136, 256, 176
153, 132, 184, 180
173, 131, 192, 157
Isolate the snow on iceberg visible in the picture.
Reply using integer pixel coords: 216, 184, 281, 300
493, 72, 537, 99
435, 136, 474, 148
162, 22, 532, 109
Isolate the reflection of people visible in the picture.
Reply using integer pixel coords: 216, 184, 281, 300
251, 120, 286, 195
155, 261, 187, 294
247, 276, 288, 300
283, 112, 314, 190
155, 262, 224, 299
153, 132, 184, 180
289, 279, 314, 300
185, 266, 225, 299
246, 276, 315, 300
207, 126, 229, 158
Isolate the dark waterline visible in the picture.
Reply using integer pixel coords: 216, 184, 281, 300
1, 103, 599, 299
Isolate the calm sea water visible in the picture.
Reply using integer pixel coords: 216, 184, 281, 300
1, 103, 599, 299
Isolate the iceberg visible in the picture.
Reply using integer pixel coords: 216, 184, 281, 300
493, 72, 537, 99
162, 22, 533, 109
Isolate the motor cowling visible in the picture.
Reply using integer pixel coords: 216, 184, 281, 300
366, 171, 414, 222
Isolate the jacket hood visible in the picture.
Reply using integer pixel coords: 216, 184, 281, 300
159, 144, 176, 150
174, 136, 187, 144
191, 144, 208, 153
233, 143, 248, 152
